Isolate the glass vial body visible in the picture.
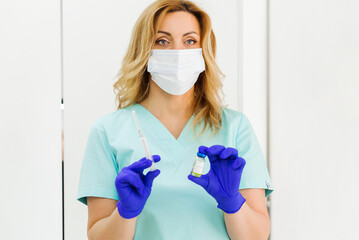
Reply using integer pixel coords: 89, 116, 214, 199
191, 152, 206, 177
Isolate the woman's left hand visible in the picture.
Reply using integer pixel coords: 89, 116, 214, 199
188, 145, 246, 214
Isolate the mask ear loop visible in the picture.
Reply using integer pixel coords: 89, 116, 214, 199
138, 47, 155, 103
137, 70, 151, 103
193, 71, 205, 98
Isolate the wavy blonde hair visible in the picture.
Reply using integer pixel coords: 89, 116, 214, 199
113, 0, 224, 135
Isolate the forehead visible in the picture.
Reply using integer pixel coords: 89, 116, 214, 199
156, 11, 200, 34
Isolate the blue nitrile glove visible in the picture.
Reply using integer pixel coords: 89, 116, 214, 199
188, 145, 246, 214
115, 155, 160, 219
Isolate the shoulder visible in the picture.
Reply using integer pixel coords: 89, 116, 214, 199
219, 107, 254, 138
221, 107, 249, 127
90, 105, 136, 133
222, 107, 243, 120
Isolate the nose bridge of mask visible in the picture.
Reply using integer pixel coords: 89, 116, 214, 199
150, 49, 203, 65
147, 49, 205, 75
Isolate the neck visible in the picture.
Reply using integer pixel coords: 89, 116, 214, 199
140, 80, 194, 120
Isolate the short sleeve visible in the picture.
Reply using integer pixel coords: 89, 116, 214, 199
236, 113, 273, 197
77, 121, 119, 205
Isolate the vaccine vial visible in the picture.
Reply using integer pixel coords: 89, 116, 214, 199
191, 152, 206, 177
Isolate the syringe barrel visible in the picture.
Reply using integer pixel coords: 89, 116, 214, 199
140, 136, 156, 171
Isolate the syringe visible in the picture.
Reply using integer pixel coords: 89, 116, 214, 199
132, 110, 156, 171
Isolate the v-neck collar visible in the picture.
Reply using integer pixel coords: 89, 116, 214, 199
133, 103, 194, 144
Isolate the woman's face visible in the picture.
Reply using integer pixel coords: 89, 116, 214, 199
154, 11, 201, 50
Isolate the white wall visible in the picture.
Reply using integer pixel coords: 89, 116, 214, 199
0, 0, 62, 239
269, 0, 359, 239
2, 0, 358, 239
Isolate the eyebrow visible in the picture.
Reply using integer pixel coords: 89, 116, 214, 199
157, 30, 199, 37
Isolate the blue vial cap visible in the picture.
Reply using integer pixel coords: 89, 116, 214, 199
197, 152, 206, 158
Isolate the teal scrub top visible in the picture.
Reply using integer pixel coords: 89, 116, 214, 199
77, 104, 273, 240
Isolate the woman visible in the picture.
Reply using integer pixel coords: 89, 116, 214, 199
77, 0, 273, 239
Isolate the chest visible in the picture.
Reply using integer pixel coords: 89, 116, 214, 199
158, 117, 190, 140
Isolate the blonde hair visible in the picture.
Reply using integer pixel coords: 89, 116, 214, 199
113, 0, 224, 135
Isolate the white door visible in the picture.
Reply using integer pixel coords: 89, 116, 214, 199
269, 1, 359, 239
0, 0, 62, 239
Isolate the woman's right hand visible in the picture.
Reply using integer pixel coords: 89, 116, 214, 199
115, 155, 161, 219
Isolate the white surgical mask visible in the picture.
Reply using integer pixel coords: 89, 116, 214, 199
147, 48, 205, 95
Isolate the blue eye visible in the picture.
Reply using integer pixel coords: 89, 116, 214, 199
156, 39, 168, 45
186, 39, 197, 45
